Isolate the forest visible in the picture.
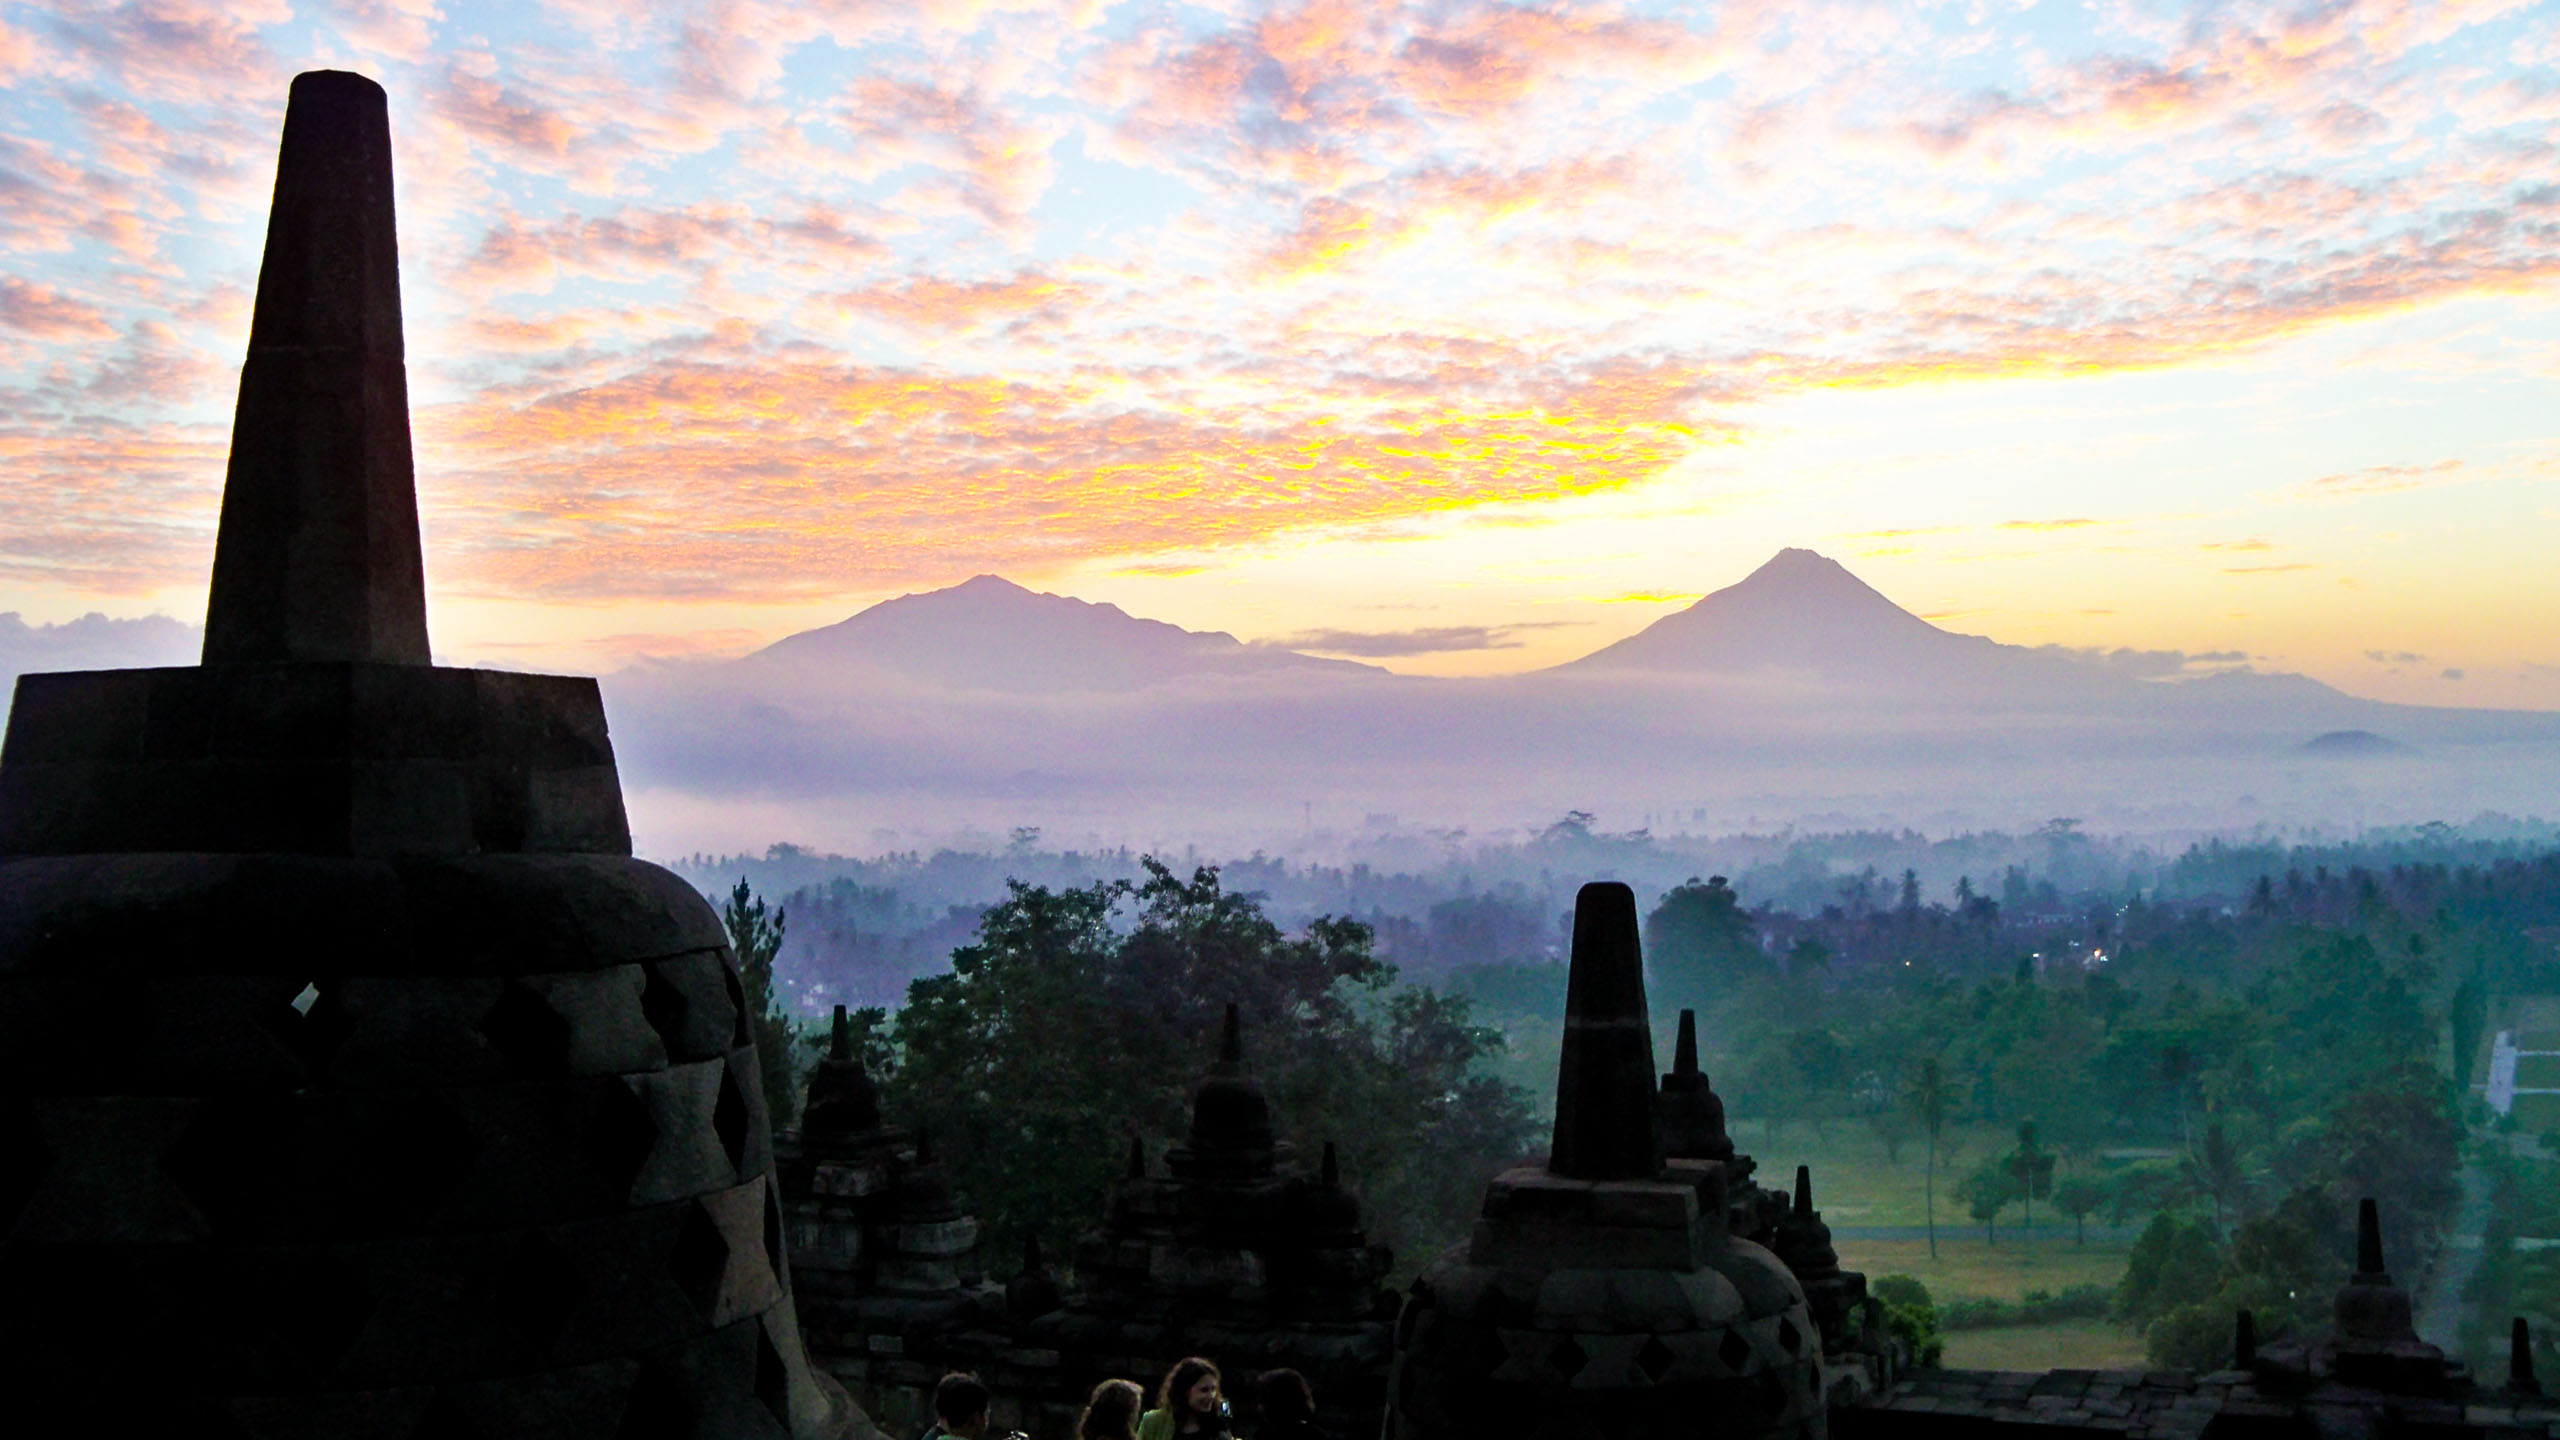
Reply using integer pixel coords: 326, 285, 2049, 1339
710, 823, 2560, 1379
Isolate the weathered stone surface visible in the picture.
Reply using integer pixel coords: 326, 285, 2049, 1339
0, 70, 863, 1439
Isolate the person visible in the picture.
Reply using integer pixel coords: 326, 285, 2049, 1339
920, 1372, 1025, 1440
1251, 1370, 1332, 1440
1077, 1378, 1144, 1440
1136, 1356, 1228, 1438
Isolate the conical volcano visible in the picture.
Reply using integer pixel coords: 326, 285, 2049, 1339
1557, 547, 2015, 682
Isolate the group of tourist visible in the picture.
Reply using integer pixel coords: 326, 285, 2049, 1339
916, 1359, 1334, 1440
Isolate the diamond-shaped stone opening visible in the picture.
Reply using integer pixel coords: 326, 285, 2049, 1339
671, 1198, 730, 1320
592, 1080, 659, 1198
1777, 1316, 1803, 1354
615, 1363, 690, 1440
409, 1390, 482, 1440
763, 1177, 788, 1286
1637, 1335, 1677, 1384
639, 961, 689, 1055
480, 984, 570, 1077
1718, 1328, 1754, 1372
0, 1091, 53, 1235
756, 1323, 792, 1428
714, 1063, 750, 1177
259, 975, 355, 1078
1551, 1335, 1589, 1381
721, 962, 751, 1048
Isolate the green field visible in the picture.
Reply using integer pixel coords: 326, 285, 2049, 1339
2516, 1093, 2560, 1129
2516, 1054, 2560, 1087
1942, 1320, 2147, 1370
1745, 1123, 2104, 1231
1834, 1233, 2133, 1305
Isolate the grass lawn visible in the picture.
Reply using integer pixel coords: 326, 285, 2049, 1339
1831, 1232, 2134, 1306
1942, 1319, 2147, 1370
2516, 1054, 2560, 1087
1742, 1122, 2102, 1231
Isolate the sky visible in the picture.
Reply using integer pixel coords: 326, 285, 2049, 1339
2, 0, 2558, 705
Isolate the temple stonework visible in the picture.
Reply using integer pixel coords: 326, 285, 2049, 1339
1386, 882, 1834, 1440
0, 71, 865, 1439
1846, 1200, 2559, 1440
781, 1003, 1395, 1437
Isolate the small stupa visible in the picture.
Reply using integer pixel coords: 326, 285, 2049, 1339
0, 71, 862, 1437
1771, 1165, 1868, 1353
1387, 883, 1825, 1440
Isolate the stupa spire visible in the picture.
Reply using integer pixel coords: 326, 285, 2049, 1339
2357, 1196, 2386, 1276
202, 69, 430, 666
1549, 881, 1661, 1180
1674, 1008, 1699, 1076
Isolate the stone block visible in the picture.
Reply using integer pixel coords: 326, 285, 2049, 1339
624, 1059, 734, 1206
1469, 1215, 1705, 1271
518, 965, 665, 1076
887, 1217, 981, 1258
1587, 1180, 1698, 1231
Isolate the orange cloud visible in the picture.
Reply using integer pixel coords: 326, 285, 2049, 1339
411, 349, 1712, 600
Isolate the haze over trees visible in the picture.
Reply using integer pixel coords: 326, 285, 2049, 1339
716, 817, 2560, 1373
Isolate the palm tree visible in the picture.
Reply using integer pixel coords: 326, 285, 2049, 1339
1905, 1056, 1953, 1259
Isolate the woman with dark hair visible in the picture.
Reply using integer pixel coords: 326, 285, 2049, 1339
1077, 1378, 1143, 1440
1136, 1356, 1226, 1438
1252, 1369, 1333, 1440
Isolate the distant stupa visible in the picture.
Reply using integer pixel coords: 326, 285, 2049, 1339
0, 71, 866, 1438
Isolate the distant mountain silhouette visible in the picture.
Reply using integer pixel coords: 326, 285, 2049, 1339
595, 550, 2560, 848
2302, 729, 2415, 757
741, 574, 1382, 693
1553, 548, 2097, 692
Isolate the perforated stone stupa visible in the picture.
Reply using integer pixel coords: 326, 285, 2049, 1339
1386, 882, 1827, 1440
0, 70, 864, 1439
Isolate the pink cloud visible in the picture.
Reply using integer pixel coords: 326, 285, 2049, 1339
0, 277, 114, 340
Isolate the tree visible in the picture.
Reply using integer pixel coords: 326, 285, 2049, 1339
1645, 876, 1763, 1006
2005, 1119, 2056, 1242
2115, 1212, 2223, 1329
1905, 1056, 1954, 1258
2054, 1176, 2104, 1246
2186, 1119, 2246, 1233
1959, 1160, 2016, 1245
1869, 1105, 1913, 1166
890, 861, 1538, 1264
1872, 1274, 1944, 1367
2450, 969, 2487, 1089
722, 878, 800, 1126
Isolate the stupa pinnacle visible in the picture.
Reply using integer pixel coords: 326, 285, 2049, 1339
203, 71, 429, 666
0, 71, 866, 1439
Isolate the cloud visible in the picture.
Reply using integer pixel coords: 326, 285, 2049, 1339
2442, 667, 2465, 680
2201, 538, 2273, 552
0, 276, 113, 340
1266, 620, 1584, 657
1595, 590, 1695, 604
2307, 458, 2466, 495
2365, 649, 2428, 664
8, 0, 2560, 608
2224, 563, 2316, 574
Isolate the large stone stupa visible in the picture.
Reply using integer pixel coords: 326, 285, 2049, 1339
1386, 882, 1826, 1440
0, 70, 865, 1439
